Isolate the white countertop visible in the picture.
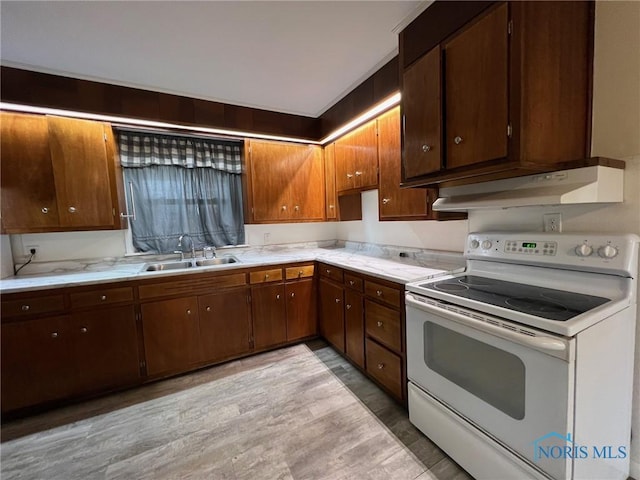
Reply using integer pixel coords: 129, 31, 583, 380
0, 245, 465, 294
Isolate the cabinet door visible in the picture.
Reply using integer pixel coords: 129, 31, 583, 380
0, 112, 61, 231
344, 288, 364, 369
335, 120, 378, 192
252, 283, 287, 349
288, 145, 325, 221
141, 297, 202, 376
1, 316, 74, 412
377, 107, 429, 219
48, 116, 115, 227
402, 47, 442, 179
71, 305, 140, 394
199, 287, 251, 362
248, 140, 292, 222
324, 143, 337, 220
318, 279, 345, 353
285, 279, 316, 341
444, 3, 509, 169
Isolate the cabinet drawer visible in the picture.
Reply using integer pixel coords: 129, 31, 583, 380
365, 280, 401, 308
139, 273, 246, 300
285, 264, 315, 280
2, 294, 65, 318
319, 263, 343, 283
365, 300, 402, 352
366, 339, 402, 400
250, 268, 283, 284
344, 273, 363, 291
70, 286, 133, 309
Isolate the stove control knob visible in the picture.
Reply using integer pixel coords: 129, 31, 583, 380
470, 239, 480, 249
481, 240, 492, 250
597, 245, 618, 259
574, 244, 593, 257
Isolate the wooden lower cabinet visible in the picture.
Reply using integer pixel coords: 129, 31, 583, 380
198, 287, 251, 362
365, 338, 403, 400
318, 278, 345, 353
252, 283, 287, 349
141, 296, 202, 377
344, 288, 365, 369
285, 279, 316, 341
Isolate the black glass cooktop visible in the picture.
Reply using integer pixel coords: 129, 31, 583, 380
420, 275, 610, 321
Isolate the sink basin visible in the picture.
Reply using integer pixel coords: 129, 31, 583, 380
144, 261, 193, 271
195, 256, 239, 267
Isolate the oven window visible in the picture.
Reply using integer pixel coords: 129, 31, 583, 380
425, 322, 525, 420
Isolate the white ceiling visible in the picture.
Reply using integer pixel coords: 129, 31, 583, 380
1, 1, 425, 117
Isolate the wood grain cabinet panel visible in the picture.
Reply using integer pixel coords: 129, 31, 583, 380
344, 288, 365, 369
0, 112, 124, 233
324, 143, 337, 220
141, 296, 202, 377
246, 140, 325, 223
252, 283, 287, 349
365, 280, 401, 309
198, 287, 251, 362
365, 300, 402, 353
285, 265, 314, 280
365, 338, 403, 400
70, 287, 133, 309
2, 294, 65, 318
318, 278, 345, 353
319, 263, 344, 283
250, 268, 283, 285
335, 120, 378, 193
285, 279, 316, 342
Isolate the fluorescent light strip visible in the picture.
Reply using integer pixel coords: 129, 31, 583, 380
319, 92, 401, 145
1, 91, 401, 146
0, 102, 321, 145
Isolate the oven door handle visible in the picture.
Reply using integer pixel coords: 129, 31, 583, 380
406, 293, 571, 359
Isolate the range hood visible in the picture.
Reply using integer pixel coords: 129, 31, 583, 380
433, 165, 624, 211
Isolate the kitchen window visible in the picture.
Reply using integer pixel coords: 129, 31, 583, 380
118, 130, 245, 254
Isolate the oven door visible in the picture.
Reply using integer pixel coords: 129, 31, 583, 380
406, 293, 575, 480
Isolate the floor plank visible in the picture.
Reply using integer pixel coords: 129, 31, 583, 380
1, 341, 472, 480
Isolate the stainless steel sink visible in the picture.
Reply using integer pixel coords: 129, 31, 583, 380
144, 261, 193, 271
195, 256, 239, 267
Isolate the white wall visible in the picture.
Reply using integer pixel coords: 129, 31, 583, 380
1, 235, 14, 278
335, 190, 468, 252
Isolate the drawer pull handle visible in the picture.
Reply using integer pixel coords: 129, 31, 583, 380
21, 305, 30, 311
290, 292, 295, 298
298, 270, 303, 277
335, 298, 341, 304
51, 332, 58, 339
377, 363, 385, 370
377, 321, 383, 327
454, 136, 463, 145
80, 327, 88, 334
382, 198, 390, 205
376, 290, 383, 296
68, 206, 77, 213
349, 280, 355, 286
276, 294, 281, 300
346, 173, 353, 179
206, 306, 211, 312
264, 274, 269, 280
422, 144, 431, 152
186, 309, 192, 315
41, 207, 49, 214
100, 295, 107, 301
326, 269, 331, 274
355, 171, 362, 177
346, 304, 352, 310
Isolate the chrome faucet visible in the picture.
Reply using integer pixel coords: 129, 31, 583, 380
176, 234, 196, 261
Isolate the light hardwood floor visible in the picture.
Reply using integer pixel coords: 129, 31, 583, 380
1, 341, 472, 480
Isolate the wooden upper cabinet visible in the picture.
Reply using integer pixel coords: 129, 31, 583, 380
401, 1, 593, 186
377, 107, 430, 220
444, 3, 508, 169
324, 143, 337, 220
1, 113, 61, 231
335, 120, 378, 193
0, 112, 124, 233
246, 140, 325, 223
402, 48, 442, 179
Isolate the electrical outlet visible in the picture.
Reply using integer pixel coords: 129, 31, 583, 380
543, 213, 562, 232
25, 245, 39, 256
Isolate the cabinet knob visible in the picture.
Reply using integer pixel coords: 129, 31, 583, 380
276, 294, 281, 300
382, 198, 390, 205
335, 298, 341, 304
264, 274, 269, 280
377, 321, 383, 327
21, 305, 30, 311
294, 205, 300, 212
298, 270, 303, 277
349, 280, 355, 286
421, 144, 431, 152
346, 304, 352, 310
354, 171, 362, 177
186, 309, 192, 315
68, 206, 77, 213
329, 205, 335, 209
41, 207, 49, 214
206, 306, 211, 312
80, 327, 88, 334
346, 173, 353, 179
51, 332, 59, 339
377, 363, 385, 370
290, 292, 295, 298
326, 269, 331, 274
376, 290, 383, 297
454, 136, 463, 145
281, 205, 287, 211
100, 295, 107, 301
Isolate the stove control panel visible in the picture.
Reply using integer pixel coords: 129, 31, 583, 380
466, 232, 640, 277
